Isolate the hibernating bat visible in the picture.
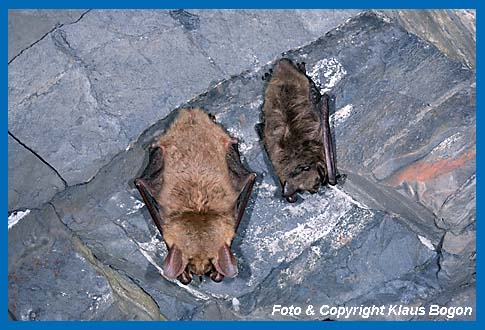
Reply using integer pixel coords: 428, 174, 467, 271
134, 108, 257, 284
257, 58, 337, 203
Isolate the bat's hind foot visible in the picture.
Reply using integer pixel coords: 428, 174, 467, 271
335, 173, 346, 185
296, 61, 306, 73
261, 69, 273, 81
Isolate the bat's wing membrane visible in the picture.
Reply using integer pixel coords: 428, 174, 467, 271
226, 144, 257, 231
319, 94, 337, 185
255, 122, 265, 141
134, 145, 165, 234
304, 64, 337, 186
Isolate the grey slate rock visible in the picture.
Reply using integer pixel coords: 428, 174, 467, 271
190, 301, 240, 320
8, 205, 163, 320
169, 10, 200, 31
438, 228, 476, 287
283, 11, 475, 246
418, 283, 476, 320
436, 174, 476, 233
382, 10, 476, 69
8, 10, 223, 186
8, 9, 361, 188
8, 10, 87, 62
8, 135, 65, 211
182, 9, 361, 76
442, 230, 476, 256
236, 213, 438, 320
8, 11, 475, 320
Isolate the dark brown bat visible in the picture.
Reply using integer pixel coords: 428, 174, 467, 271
257, 58, 337, 203
134, 108, 256, 284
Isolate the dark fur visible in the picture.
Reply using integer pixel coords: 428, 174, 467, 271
135, 108, 256, 284
260, 58, 336, 202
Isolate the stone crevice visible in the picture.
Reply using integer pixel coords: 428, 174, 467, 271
50, 29, 102, 107
17, 69, 70, 107
8, 9, 91, 65
106, 264, 165, 319
63, 146, 127, 189
47, 202, 163, 320
8, 131, 67, 187
168, 10, 227, 77
438, 173, 475, 212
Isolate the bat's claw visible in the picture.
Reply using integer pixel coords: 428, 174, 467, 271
226, 137, 239, 148
178, 270, 193, 285
262, 71, 272, 81
208, 112, 217, 122
210, 272, 224, 283
285, 194, 298, 203
335, 173, 346, 185
296, 61, 306, 73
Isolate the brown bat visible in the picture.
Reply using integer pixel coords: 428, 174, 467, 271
134, 108, 257, 285
257, 58, 337, 203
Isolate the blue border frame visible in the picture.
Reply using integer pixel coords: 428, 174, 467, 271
4, 0, 479, 328
1, 0, 480, 9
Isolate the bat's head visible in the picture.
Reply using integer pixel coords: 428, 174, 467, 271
161, 212, 238, 284
283, 162, 327, 202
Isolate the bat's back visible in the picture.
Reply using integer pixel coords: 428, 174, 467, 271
157, 108, 238, 216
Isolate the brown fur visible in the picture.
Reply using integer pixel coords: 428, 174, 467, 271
153, 108, 239, 276
262, 58, 326, 197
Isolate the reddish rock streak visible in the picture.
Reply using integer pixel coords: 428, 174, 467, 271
387, 148, 476, 185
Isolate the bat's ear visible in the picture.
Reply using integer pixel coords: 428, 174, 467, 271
213, 243, 238, 278
316, 162, 327, 184
283, 181, 298, 203
163, 244, 186, 279
282, 181, 297, 197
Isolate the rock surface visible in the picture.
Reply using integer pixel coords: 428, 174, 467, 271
8, 9, 360, 188
8, 10, 88, 62
8, 134, 65, 211
8, 205, 163, 320
8, 10, 475, 321
383, 10, 476, 69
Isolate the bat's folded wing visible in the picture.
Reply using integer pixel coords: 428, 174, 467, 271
134, 145, 165, 235
320, 94, 337, 186
226, 144, 257, 231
